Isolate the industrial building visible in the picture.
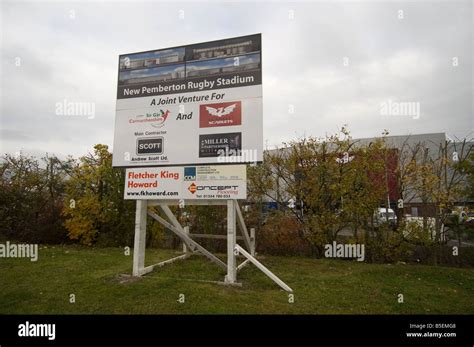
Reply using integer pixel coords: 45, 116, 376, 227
262, 132, 474, 218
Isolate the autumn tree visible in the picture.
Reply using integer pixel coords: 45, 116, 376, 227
63, 144, 135, 246
403, 139, 473, 243
0, 153, 71, 243
249, 127, 389, 256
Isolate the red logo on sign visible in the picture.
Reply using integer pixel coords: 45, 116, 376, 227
188, 183, 197, 194
199, 101, 242, 128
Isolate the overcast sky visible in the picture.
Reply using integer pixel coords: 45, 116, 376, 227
0, 0, 472, 159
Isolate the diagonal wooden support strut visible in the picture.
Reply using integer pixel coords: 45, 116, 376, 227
234, 201, 252, 253
147, 208, 226, 270
131, 199, 292, 292
235, 244, 293, 293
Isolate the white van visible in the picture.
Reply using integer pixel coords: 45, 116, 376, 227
373, 208, 397, 227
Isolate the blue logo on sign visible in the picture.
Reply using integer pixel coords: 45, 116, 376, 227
184, 167, 196, 181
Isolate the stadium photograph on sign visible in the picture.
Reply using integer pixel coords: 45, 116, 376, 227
117, 34, 262, 99
0, 0, 473, 345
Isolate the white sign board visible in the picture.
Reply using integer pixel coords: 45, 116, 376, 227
124, 165, 247, 200
113, 34, 262, 167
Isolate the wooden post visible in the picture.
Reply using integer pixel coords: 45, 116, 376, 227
183, 226, 189, 254
250, 228, 256, 256
133, 200, 147, 277
225, 200, 237, 283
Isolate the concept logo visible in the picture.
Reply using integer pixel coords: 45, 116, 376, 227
188, 183, 197, 194
130, 110, 170, 128
184, 167, 196, 181
200, 101, 242, 128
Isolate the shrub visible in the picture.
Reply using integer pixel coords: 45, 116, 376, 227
257, 212, 311, 256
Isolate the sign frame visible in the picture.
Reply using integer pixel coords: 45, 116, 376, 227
112, 34, 263, 168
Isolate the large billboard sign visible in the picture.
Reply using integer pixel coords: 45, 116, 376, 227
113, 34, 262, 167
124, 165, 247, 200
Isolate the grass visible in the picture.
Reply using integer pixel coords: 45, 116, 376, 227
0, 245, 473, 314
